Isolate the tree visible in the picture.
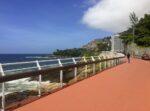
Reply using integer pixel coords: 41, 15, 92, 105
129, 12, 138, 43
53, 48, 97, 57
120, 13, 150, 47
135, 14, 150, 46
97, 42, 109, 51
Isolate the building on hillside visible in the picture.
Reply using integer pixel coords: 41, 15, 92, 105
111, 34, 124, 53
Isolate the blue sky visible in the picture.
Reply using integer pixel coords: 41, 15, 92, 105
0, 0, 113, 54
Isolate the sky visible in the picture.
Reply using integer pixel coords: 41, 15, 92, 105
0, 0, 149, 54
82, 0, 150, 32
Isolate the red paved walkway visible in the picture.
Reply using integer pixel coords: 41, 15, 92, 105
14, 59, 150, 111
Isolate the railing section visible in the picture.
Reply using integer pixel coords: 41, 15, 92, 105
0, 56, 125, 111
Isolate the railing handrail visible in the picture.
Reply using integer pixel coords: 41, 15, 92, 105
1, 57, 83, 66
0, 57, 84, 74
1, 61, 37, 66
0, 56, 120, 74
0, 57, 124, 83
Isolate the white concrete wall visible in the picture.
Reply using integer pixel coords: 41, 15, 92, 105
111, 34, 124, 52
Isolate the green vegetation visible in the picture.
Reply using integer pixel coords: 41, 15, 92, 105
120, 13, 150, 47
53, 48, 97, 57
96, 41, 111, 51
83, 37, 111, 51
53, 37, 111, 57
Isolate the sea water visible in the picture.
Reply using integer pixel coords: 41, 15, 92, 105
0, 54, 76, 95
0, 54, 58, 96
0, 54, 55, 63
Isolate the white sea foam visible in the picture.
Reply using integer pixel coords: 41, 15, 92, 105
0, 80, 51, 96
25, 56, 49, 59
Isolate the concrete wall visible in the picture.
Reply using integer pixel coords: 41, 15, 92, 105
111, 34, 124, 53
128, 43, 150, 56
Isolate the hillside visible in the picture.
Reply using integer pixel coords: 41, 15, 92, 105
53, 36, 111, 57
82, 37, 111, 51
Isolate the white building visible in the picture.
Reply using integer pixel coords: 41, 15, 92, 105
111, 34, 124, 52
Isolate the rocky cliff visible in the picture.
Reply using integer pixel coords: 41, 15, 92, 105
82, 37, 111, 51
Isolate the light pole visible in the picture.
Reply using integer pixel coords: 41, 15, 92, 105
132, 25, 135, 43
130, 12, 138, 44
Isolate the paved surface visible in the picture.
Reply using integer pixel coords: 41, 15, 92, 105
14, 59, 150, 111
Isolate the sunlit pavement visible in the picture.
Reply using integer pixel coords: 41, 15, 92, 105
14, 59, 150, 111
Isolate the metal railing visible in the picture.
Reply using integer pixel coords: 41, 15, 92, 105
0, 55, 125, 111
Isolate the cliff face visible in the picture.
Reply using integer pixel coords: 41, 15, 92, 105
53, 36, 112, 57
82, 37, 111, 51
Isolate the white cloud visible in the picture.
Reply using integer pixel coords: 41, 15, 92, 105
82, 0, 150, 33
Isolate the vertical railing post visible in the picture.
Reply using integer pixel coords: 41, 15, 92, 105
124, 57, 126, 63
98, 56, 101, 71
120, 57, 122, 64
104, 56, 107, 69
120, 57, 121, 64
107, 56, 110, 68
58, 59, 63, 88
91, 56, 95, 75
72, 58, 77, 81
111, 56, 113, 67
0, 64, 5, 111
83, 57, 87, 78
102, 56, 104, 70
109, 56, 112, 67
110, 56, 112, 67
115, 58, 117, 65
36, 60, 42, 97
118, 57, 120, 64
119, 57, 121, 64
121, 57, 123, 63
112, 57, 114, 66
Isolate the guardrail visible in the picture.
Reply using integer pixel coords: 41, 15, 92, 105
0, 56, 125, 111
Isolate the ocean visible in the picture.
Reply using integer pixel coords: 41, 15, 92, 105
0, 54, 56, 63
0, 54, 79, 96
0, 54, 59, 95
